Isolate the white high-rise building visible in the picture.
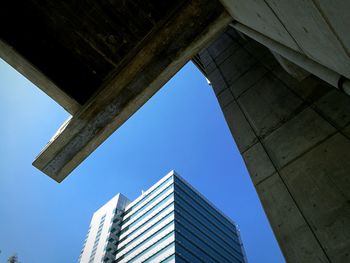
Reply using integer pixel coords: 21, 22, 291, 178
78, 171, 247, 263
78, 193, 130, 263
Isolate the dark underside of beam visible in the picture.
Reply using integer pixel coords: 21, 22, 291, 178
0, 0, 185, 106
31, 0, 231, 182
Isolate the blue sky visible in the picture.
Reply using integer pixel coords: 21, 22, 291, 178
0, 59, 284, 263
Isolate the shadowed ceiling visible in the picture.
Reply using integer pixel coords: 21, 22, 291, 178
0, 0, 184, 104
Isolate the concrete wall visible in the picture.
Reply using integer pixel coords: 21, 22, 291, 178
219, 0, 350, 79
196, 27, 350, 263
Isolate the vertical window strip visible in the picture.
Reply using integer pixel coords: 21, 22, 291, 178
88, 214, 106, 263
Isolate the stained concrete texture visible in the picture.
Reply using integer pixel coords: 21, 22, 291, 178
263, 108, 336, 168
217, 88, 234, 109
256, 173, 329, 263
281, 133, 350, 263
273, 69, 332, 104
242, 142, 275, 185
197, 26, 350, 262
220, 0, 350, 78
230, 64, 267, 98
207, 68, 228, 94
314, 89, 350, 129
342, 124, 350, 139
222, 101, 257, 153
218, 48, 257, 86
220, 0, 301, 52
198, 49, 213, 67
207, 32, 240, 59
271, 52, 310, 81
237, 74, 304, 138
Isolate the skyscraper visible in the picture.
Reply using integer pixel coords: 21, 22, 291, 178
79, 171, 247, 263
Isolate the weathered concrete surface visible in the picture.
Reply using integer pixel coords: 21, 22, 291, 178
237, 74, 304, 138
242, 142, 275, 185
315, 1, 350, 55
280, 134, 350, 263
264, 108, 336, 168
257, 173, 329, 263
222, 101, 257, 153
271, 52, 310, 81
342, 124, 350, 140
32, 0, 231, 182
218, 0, 301, 52
314, 90, 350, 129
219, 0, 350, 79
0, 40, 80, 114
0, 0, 187, 106
196, 27, 350, 262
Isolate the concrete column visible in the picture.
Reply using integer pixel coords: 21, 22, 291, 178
195, 27, 350, 263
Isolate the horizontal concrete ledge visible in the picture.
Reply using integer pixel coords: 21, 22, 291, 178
0, 40, 81, 114
33, 0, 231, 183
229, 22, 350, 95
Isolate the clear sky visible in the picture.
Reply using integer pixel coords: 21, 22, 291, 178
0, 58, 284, 263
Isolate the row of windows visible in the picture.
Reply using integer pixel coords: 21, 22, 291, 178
116, 211, 174, 255
123, 176, 174, 217
142, 242, 175, 263
174, 177, 238, 235
101, 205, 174, 261
115, 210, 241, 263
111, 209, 123, 224
125, 231, 174, 263
176, 233, 243, 263
123, 177, 237, 244
176, 230, 220, 263
94, 176, 242, 263
116, 222, 174, 260
120, 192, 174, 236
114, 182, 240, 262
176, 241, 205, 263
122, 174, 235, 237
176, 219, 243, 263
118, 203, 174, 246
175, 182, 239, 242
176, 204, 243, 259
172, 255, 187, 263
102, 206, 129, 259
123, 184, 174, 224
175, 193, 242, 254
122, 174, 235, 231
176, 214, 242, 260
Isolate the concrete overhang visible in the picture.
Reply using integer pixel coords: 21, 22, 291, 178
0, 0, 231, 182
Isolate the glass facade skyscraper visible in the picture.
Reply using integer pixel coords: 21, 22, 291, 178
79, 171, 247, 263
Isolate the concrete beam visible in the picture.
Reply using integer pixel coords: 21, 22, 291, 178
0, 40, 81, 114
219, 0, 350, 79
271, 52, 309, 81
33, 0, 231, 182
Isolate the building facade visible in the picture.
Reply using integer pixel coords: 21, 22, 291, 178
79, 171, 247, 263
